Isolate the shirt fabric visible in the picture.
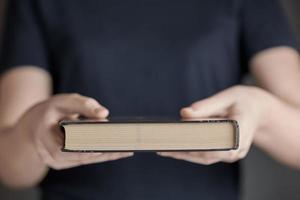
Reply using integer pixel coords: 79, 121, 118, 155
1, 0, 298, 199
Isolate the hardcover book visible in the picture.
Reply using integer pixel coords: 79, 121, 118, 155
60, 118, 239, 152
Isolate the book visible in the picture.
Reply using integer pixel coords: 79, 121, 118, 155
60, 118, 239, 152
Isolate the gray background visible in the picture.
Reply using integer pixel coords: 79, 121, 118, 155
0, 0, 300, 199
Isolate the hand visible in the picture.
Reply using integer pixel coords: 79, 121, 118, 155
157, 86, 273, 165
14, 93, 133, 170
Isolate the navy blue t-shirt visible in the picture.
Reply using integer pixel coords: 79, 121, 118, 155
1, 0, 298, 199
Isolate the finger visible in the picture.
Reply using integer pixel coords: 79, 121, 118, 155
52, 94, 109, 119
157, 152, 220, 165
51, 152, 134, 170
65, 113, 80, 120
191, 151, 241, 163
180, 87, 237, 118
189, 151, 238, 163
81, 152, 134, 163
158, 151, 238, 164
53, 149, 133, 163
157, 152, 221, 165
52, 151, 104, 162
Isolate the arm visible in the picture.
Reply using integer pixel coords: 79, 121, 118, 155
158, 0, 300, 168
250, 47, 300, 168
0, 67, 51, 187
157, 47, 300, 169
0, 67, 133, 188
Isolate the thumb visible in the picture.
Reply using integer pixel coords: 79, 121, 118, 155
52, 94, 109, 119
180, 87, 237, 118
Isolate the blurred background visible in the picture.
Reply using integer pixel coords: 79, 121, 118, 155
0, 0, 299, 199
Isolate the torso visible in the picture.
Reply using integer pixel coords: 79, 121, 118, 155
39, 1, 243, 199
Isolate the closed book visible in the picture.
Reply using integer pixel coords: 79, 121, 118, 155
60, 118, 239, 152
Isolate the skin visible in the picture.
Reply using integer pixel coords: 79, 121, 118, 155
0, 47, 300, 188
0, 67, 133, 188
158, 47, 300, 168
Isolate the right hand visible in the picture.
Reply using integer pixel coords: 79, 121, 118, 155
14, 93, 133, 170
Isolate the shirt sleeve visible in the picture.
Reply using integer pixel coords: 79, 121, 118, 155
0, 0, 50, 74
240, 0, 300, 62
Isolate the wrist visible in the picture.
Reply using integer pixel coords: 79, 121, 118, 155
252, 88, 281, 143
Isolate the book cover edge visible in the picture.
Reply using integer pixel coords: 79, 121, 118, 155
61, 119, 240, 152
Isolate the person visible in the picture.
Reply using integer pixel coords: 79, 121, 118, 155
0, 0, 299, 199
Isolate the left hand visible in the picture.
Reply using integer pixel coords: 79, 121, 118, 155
157, 85, 274, 165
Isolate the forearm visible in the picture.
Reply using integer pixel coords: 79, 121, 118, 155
249, 47, 300, 168
0, 67, 51, 188
0, 126, 48, 188
254, 97, 300, 169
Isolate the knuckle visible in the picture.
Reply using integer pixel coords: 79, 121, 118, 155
227, 157, 237, 163
83, 98, 96, 107
225, 151, 238, 163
